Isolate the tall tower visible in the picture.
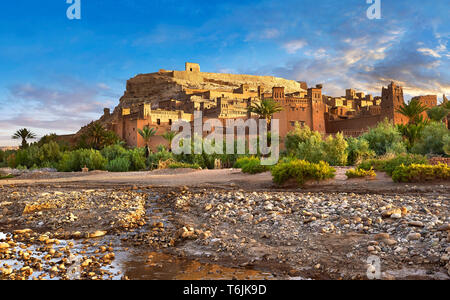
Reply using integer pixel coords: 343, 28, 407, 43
272, 87, 285, 102
381, 82, 408, 125
308, 85, 325, 133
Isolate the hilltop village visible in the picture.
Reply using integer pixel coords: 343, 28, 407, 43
83, 62, 445, 149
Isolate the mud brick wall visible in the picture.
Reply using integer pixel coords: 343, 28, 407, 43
429, 157, 450, 166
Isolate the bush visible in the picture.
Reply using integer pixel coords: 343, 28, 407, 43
57, 149, 107, 172
148, 149, 174, 170
241, 157, 270, 174
296, 134, 326, 163
346, 137, 375, 166
285, 124, 319, 155
444, 135, 450, 156
392, 163, 450, 183
126, 148, 146, 171
168, 162, 201, 169
106, 157, 131, 172
361, 119, 406, 156
323, 133, 348, 166
411, 122, 450, 156
233, 157, 253, 169
346, 168, 376, 179
234, 157, 269, 174
8, 142, 62, 169
359, 153, 428, 176
101, 145, 128, 161
271, 159, 336, 186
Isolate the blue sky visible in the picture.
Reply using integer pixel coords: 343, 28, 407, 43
0, 0, 449, 146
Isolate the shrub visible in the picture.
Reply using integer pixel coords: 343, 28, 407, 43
0, 150, 5, 166
323, 133, 348, 166
168, 162, 201, 169
271, 159, 336, 186
285, 124, 319, 155
106, 157, 131, 172
411, 122, 450, 156
392, 163, 450, 183
148, 149, 174, 170
359, 153, 428, 176
8, 142, 62, 169
444, 135, 450, 156
57, 149, 107, 172
346, 137, 375, 166
361, 119, 406, 156
241, 157, 270, 174
101, 145, 128, 161
382, 154, 428, 176
296, 134, 326, 163
233, 157, 253, 169
234, 157, 269, 174
346, 168, 376, 179
126, 148, 146, 171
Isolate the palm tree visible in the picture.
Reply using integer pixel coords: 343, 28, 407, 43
12, 128, 37, 149
138, 125, 157, 157
162, 131, 177, 152
396, 99, 428, 125
87, 122, 106, 149
248, 99, 283, 130
427, 106, 449, 122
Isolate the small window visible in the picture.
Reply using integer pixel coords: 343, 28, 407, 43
169, 119, 172, 125
157, 119, 161, 125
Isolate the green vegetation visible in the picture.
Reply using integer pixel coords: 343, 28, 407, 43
285, 124, 350, 166
411, 122, 449, 156
358, 153, 428, 176
248, 99, 283, 129
271, 159, 336, 186
239, 157, 270, 174
0, 174, 15, 180
396, 98, 428, 125
12, 128, 37, 149
138, 125, 157, 157
346, 168, 376, 179
361, 119, 406, 156
57, 149, 107, 172
392, 163, 450, 183
346, 137, 375, 166
2, 114, 448, 180
167, 162, 201, 169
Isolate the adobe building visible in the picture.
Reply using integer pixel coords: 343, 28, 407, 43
79, 63, 440, 149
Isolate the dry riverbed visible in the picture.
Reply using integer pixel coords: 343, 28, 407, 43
0, 169, 449, 280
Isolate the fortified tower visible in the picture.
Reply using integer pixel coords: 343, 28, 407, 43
308, 84, 326, 133
381, 82, 408, 125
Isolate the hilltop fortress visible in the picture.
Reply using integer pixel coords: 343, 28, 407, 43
83, 62, 441, 149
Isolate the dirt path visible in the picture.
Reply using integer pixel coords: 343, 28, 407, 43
2, 168, 448, 195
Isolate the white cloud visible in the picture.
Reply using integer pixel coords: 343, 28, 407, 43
417, 48, 441, 58
283, 39, 307, 54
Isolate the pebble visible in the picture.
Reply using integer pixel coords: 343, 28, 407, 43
407, 233, 421, 241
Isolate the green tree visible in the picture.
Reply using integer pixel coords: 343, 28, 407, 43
324, 133, 348, 166
427, 106, 449, 122
396, 99, 428, 125
361, 119, 406, 156
87, 123, 106, 150
285, 123, 317, 155
162, 131, 177, 152
12, 128, 37, 149
412, 121, 450, 156
138, 126, 157, 157
397, 122, 427, 151
248, 99, 283, 130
